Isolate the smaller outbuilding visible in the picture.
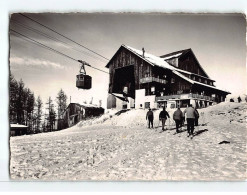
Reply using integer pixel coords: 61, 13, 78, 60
58, 103, 105, 130
10, 124, 28, 136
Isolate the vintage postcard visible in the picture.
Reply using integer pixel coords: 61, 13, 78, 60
9, 13, 247, 180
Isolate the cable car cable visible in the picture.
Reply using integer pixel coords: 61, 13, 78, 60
19, 13, 110, 61
10, 29, 109, 74
12, 19, 108, 64
10, 29, 78, 62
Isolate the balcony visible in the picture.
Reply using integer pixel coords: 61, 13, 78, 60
190, 93, 215, 101
140, 77, 167, 84
156, 93, 215, 101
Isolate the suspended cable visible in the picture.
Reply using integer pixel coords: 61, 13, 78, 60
10, 29, 109, 74
10, 29, 77, 62
19, 13, 110, 61
12, 19, 108, 64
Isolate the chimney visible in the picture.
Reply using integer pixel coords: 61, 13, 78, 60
142, 47, 145, 58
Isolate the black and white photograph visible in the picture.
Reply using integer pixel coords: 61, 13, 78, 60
8, 12, 247, 181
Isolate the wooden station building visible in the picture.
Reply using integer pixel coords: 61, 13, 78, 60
106, 44, 230, 110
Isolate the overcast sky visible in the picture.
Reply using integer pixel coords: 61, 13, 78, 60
9, 13, 246, 108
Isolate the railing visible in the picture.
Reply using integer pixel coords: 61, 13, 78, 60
140, 77, 167, 84
156, 93, 215, 101
190, 93, 215, 101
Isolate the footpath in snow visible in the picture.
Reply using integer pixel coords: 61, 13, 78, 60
10, 102, 247, 180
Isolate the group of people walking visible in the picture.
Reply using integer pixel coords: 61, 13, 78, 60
146, 104, 199, 139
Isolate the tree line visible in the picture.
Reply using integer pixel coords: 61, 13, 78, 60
9, 73, 68, 134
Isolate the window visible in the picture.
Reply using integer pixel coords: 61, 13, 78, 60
145, 102, 150, 109
145, 88, 149, 96
170, 104, 176, 109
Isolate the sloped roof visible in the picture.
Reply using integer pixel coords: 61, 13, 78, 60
160, 48, 209, 78
105, 44, 176, 70
122, 45, 211, 80
10, 124, 28, 128
160, 49, 191, 60
173, 71, 230, 94
65, 103, 101, 110
123, 45, 177, 70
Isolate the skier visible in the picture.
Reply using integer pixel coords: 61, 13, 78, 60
159, 107, 170, 131
183, 104, 197, 139
194, 108, 200, 126
173, 106, 183, 133
237, 96, 242, 103
146, 108, 154, 128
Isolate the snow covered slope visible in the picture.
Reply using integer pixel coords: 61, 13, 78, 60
10, 102, 247, 180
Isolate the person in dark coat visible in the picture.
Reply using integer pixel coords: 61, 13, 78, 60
183, 104, 197, 138
194, 108, 199, 126
146, 108, 154, 128
237, 96, 242, 103
173, 107, 183, 133
159, 107, 170, 131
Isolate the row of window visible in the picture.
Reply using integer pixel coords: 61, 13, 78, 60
190, 75, 213, 85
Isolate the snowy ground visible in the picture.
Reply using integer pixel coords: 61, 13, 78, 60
10, 102, 247, 181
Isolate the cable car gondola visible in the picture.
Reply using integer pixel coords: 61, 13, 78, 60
76, 60, 92, 90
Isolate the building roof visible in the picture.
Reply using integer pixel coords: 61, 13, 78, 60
160, 49, 191, 60
68, 102, 101, 108
160, 48, 209, 78
123, 45, 212, 80
105, 44, 175, 70
106, 44, 229, 94
123, 45, 178, 70
10, 124, 28, 128
172, 70, 230, 94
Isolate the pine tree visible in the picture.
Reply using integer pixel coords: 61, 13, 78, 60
9, 73, 18, 123
35, 96, 43, 133
45, 97, 56, 131
26, 89, 35, 133
16, 79, 25, 124
56, 89, 67, 120
9, 74, 37, 133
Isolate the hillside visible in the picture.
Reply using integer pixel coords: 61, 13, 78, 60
10, 102, 247, 180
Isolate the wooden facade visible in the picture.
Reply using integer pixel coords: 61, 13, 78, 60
107, 46, 173, 98
106, 45, 230, 109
